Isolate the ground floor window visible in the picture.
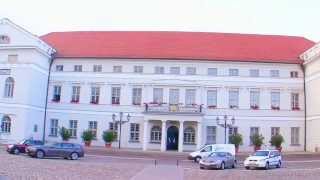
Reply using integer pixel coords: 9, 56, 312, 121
69, 120, 78, 138
184, 127, 195, 144
250, 127, 259, 145
291, 127, 300, 145
89, 121, 98, 139
150, 126, 161, 143
130, 123, 140, 142
228, 127, 238, 142
50, 119, 58, 136
271, 127, 280, 137
206, 126, 216, 144
109, 122, 118, 140
1, 116, 11, 133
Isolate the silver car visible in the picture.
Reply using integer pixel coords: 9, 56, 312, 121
27, 142, 84, 160
199, 152, 237, 170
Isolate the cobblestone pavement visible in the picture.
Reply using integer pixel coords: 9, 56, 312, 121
2, 147, 320, 180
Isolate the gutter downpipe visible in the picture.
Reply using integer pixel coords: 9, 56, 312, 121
302, 64, 307, 152
42, 53, 55, 143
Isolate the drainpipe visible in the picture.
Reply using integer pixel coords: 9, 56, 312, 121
42, 52, 55, 143
302, 64, 307, 152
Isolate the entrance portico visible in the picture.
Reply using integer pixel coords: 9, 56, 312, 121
142, 115, 203, 152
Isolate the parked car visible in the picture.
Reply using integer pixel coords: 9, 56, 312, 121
244, 149, 282, 170
199, 152, 237, 170
26, 142, 84, 160
188, 144, 235, 162
6, 139, 44, 155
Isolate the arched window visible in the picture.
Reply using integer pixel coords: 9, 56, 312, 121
1, 116, 11, 133
184, 127, 195, 144
4, 77, 14, 98
150, 126, 161, 143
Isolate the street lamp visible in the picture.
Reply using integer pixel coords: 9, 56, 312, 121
216, 115, 235, 144
112, 112, 131, 149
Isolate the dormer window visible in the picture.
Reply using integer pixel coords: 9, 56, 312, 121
0, 35, 10, 44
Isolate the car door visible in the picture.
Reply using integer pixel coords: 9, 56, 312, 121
60, 143, 73, 157
226, 153, 234, 167
269, 151, 277, 166
47, 143, 62, 157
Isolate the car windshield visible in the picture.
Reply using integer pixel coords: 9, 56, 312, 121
209, 152, 226, 157
253, 151, 269, 156
18, 140, 26, 144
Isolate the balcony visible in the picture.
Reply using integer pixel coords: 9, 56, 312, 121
144, 103, 203, 115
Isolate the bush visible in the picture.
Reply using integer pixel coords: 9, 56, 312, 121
59, 126, 71, 141
250, 134, 264, 147
81, 130, 94, 142
229, 134, 243, 148
102, 130, 115, 144
270, 134, 284, 148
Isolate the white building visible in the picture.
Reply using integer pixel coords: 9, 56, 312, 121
0, 18, 318, 152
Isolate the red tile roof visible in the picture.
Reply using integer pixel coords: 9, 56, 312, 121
41, 31, 315, 64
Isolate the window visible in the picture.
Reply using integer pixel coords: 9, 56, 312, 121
291, 127, 300, 145
250, 127, 259, 145
52, 85, 61, 102
250, 89, 260, 109
169, 89, 180, 105
90, 87, 100, 104
111, 87, 121, 105
228, 127, 238, 143
185, 89, 196, 105
150, 126, 161, 143
74, 65, 82, 72
207, 90, 217, 108
113, 66, 122, 73
56, 65, 64, 72
184, 127, 195, 144
229, 89, 239, 109
229, 69, 239, 76
153, 88, 163, 104
50, 119, 58, 136
250, 69, 259, 77
1, 116, 11, 133
93, 65, 102, 72
271, 91, 280, 109
291, 93, 300, 110
130, 123, 140, 142
290, 71, 298, 78
206, 126, 216, 144
208, 68, 217, 76
134, 66, 143, 73
271, 127, 280, 137
170, 67, 180, 75
88, 121, 98, 139
71, 86, 80, 103
109, 122, 118, 140
270, 70, 279, 77
132, 88, 142, 105
69, 120, 78, 138
0, 35, 10, 44
154, 66, 164, 74
4, 77, 14, 98
186, 67, 196, 75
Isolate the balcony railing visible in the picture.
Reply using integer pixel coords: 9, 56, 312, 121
144, 103, 203, 115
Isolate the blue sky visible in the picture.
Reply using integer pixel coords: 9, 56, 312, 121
1, 0, 319, 41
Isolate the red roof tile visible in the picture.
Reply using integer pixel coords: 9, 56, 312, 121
41, 31, 315, 64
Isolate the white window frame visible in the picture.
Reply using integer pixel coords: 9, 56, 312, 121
185, 89, 196, 105
229, 89, 239, 109
74, 65, 82, 72
153, 88, 163, 104
207, 90, 217, 108
229, 69, 239, 76
271, 127, 280, 137
4, 77, 14, 98
52, 85, 61, 102
208, 68, 217, 76
206, 126, 216, 144
113, 66, 122, 73
71, 86, 80, 103
250, 127, 259, 145
69, 120, 78, 138
250, 69, 259, 77
130, 123, 140, 142
109, 122, 118, 141
132, 88, 142, 105
90, 87, 100, 104
290, 71, 298, 78
111, 87, 121, 105
93, 65, 102, 72
169, 89, 180, 105
89, 121, 98, 139
270, 70, 279, 77
291, 93, 300, 110
150, 126, 162, 143
184, 127, 195, 144
250, 89, 260, 109
1, 116, 11, 133
154, 66, 164, 74
291, 127, 300, 145
271, 91, 280, 109
170, 67, 180, 75
134, 66, 143, 73
56, 65, 64, 72
186, 67, 196, 75
50, 119, 58, 137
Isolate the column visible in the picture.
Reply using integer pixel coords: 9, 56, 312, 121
160, 120, 167, 152
142, 120, 148, 151
197, 122, 202, 149
178, 121, 184, 152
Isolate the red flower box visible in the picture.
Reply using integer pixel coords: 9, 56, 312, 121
292, 107, 300, 111
271, 106, 280, 110
207, 105, 217, 109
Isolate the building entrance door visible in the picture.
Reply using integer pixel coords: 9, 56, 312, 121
166, 126, 179, 150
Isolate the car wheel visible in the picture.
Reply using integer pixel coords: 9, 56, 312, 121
200, 166, 204, 170
36, 150, 45, 159
245, 166, 250, 170
220, 162, 225, 170
194, 156, 201, 163
232, 161, 236, 168
276, 161, 281, 168
13, 148, 20, 155
70, 152, 79, 160
265, 162, 269, 170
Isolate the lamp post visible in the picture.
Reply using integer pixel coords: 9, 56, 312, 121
112, 112, 131, 149
216, 115, 235, 144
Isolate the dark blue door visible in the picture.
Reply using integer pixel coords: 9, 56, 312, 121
167, 126, 179, 150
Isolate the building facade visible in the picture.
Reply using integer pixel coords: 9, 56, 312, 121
0, 18, 318, 152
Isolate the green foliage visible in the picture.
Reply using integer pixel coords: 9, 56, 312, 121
81, 130, 94, 142
102, 130, 116, 143
250, 134, 264, 147
229, 133, 243, 148
270, 134, 284, 148
59, 126, 71, 141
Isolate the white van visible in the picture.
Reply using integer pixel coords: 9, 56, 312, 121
188, 144, 235, 162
